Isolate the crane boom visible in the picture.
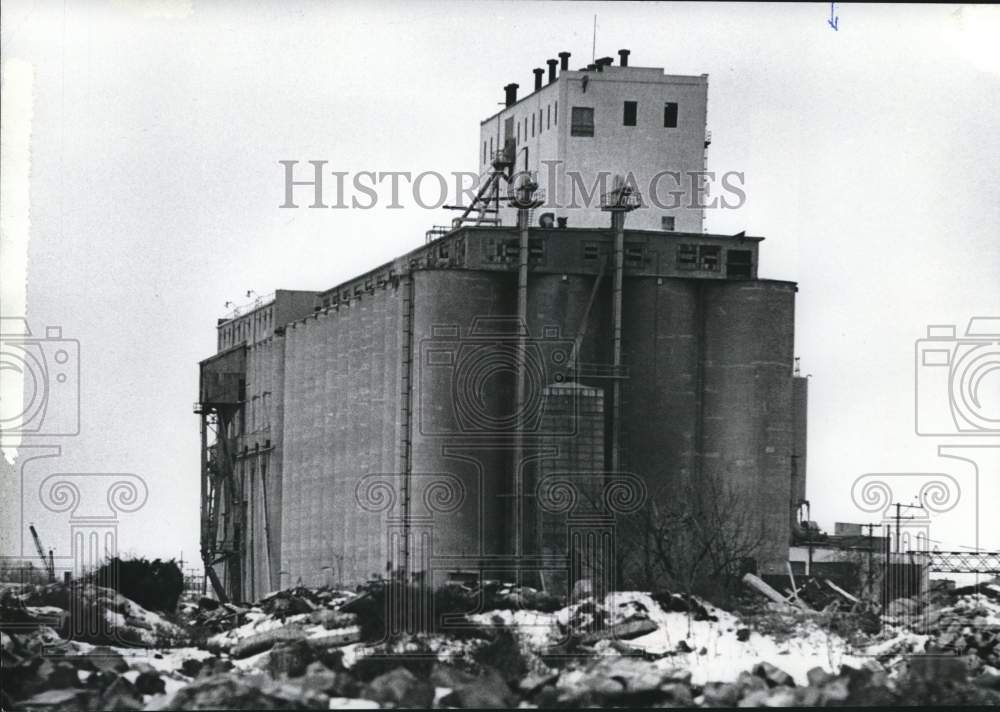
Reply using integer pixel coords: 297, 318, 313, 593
28, 524, 56, 583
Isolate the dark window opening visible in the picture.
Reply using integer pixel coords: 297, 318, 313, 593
699, 245, 721, 271
547, 105, 551, 129
583, 243, 600, 260
726, 249, 753, 278
677, 244, 698, 269
483, 141, 487, 164
661, 216, 675, 231
664, 102, 678, 128
571, 106, 595, 137
531, 114, 535, 137
517, 121, 521, 142
554, 101, 558, 124
624, 243, 645, 266
623, 101, 637, 126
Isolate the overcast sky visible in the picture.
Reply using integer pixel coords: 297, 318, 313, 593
2, 1, 998, 575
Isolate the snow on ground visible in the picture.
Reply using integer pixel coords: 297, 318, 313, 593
468, 608, 561, 650
470, 591, 874, 686
110, 646, 214, 672
206, 610, 312, 650
230, 648, 273, 671
618, 592, 869, 684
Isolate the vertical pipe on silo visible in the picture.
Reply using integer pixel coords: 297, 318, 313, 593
610, 212, 625, 472
514, 203, 531, 558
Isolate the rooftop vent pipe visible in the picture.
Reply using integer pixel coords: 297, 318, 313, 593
504, 83, 519, 107
618, 48, 630, 67
546, 59, 558, 84
558, 51, 571, 72
596, 56, 614, 68
533, 68, 544, 91
586, 63, 597, 71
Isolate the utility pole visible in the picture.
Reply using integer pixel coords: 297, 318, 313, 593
890, 502, 924, 553
862, 523, 878, 600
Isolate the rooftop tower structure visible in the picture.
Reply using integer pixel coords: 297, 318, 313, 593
479, 49, 710, 232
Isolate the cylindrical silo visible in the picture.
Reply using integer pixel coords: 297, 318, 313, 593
621, 277, 703, 509
701, 280, 796, 573
410, 269, 516, 586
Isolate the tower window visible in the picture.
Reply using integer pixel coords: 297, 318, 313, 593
547, 104, 551, 129
677, 244, 720, 271
623, 101, 637, 126
726, 249, 753, 278
571, 106, 595, 137
531, 113, 535, 137
664, 102, 678, 128
661, 216, 675, 231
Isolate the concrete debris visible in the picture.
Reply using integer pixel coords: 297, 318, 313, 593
4, 578, 1000, 708
1, 581, 187, 647
361, 667, 434, 708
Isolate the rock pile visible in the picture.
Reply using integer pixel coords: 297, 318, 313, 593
876, 582, 1000, 676
6, 577, 1000, 708
1, 581, 187, 648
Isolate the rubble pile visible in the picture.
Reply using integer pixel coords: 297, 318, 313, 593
204, 587, 361, 661
4, 577, 1000, 708
1, 581, 187, 648
871, 582, 1000, 674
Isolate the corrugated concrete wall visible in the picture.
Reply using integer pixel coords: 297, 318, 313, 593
242, 335, 282, 599
279, 285, 403, 587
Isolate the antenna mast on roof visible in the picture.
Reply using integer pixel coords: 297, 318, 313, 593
592, 15, 597, 62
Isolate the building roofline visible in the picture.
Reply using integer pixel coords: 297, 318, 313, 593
309, 225, 778, 303
479, 68, 707, 126
480, 80, 561, 125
